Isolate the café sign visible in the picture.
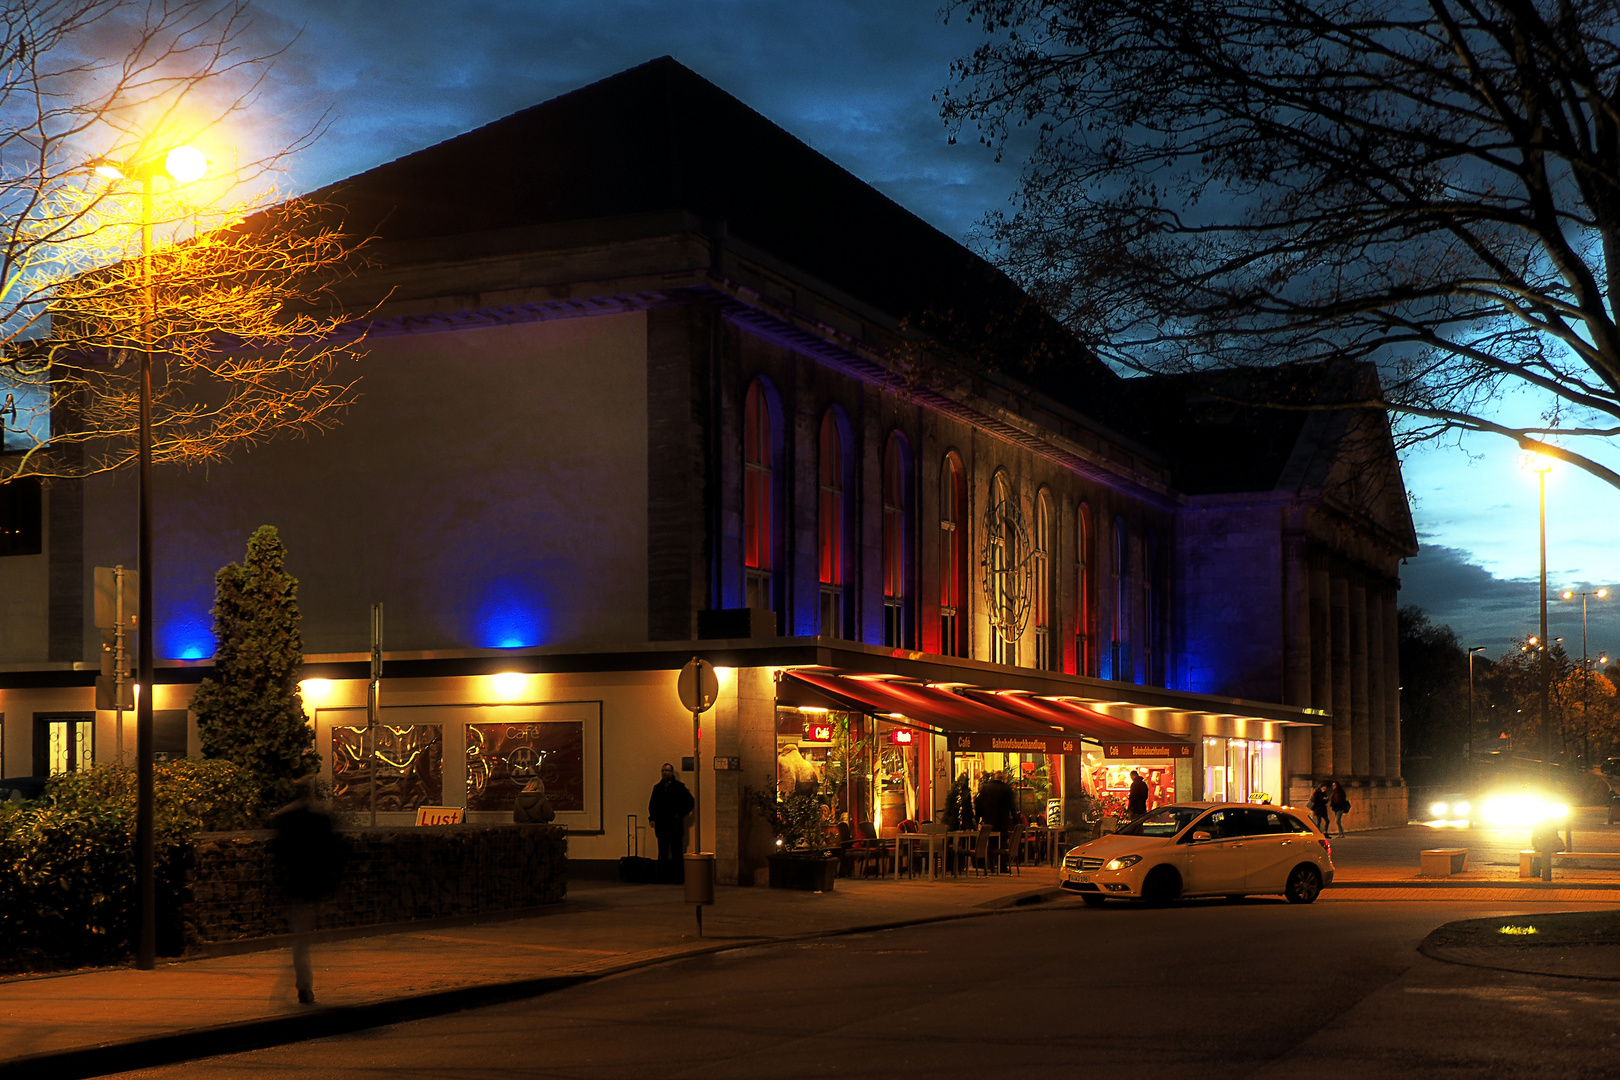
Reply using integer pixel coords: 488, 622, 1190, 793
950, 733, 1083, 755
1102, 742, 1192, 759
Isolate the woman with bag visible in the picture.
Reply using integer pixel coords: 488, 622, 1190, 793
1329, 782, 1351, 837
1307, 783, 1331, 833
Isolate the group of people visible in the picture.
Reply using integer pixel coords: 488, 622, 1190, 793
1307, 782, 1353, 836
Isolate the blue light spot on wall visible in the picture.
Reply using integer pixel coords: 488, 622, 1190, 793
475, 578, 548, 649
162, 618, 215, 661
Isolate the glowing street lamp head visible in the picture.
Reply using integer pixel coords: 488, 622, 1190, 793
164, 145, 207, 183
1563, 591, 1573, 600
1600, 588, 1610, 599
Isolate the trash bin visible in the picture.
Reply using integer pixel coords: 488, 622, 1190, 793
684, 852, 715, 905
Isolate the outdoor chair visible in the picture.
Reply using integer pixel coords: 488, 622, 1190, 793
968, 824, 995, 876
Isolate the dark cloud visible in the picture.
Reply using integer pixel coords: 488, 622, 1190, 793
1401, 543, 1620, 660
250, 0, 1022, 240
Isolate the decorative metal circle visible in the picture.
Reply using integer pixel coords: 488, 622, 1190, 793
980, 498, 1033, 644
506, 745, 542, 778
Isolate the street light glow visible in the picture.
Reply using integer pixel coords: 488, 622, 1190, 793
164, 145, 207, 182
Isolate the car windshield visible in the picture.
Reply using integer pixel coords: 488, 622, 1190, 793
1116, 806, 1203, 838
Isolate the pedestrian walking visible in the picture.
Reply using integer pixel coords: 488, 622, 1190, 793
269, 778, 347, 1005
974, 770, 1019, 870
1329, 782, 1351, 837
648, 762, 695, 868
1307, 783, 1331, 833
513, 778, 555, 823
1127, 770, 1150, 819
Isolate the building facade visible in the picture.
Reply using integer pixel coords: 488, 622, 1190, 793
0, 59, 1416, 882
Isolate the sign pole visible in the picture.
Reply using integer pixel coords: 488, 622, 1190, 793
369, 603, 383, 828
676, 657, 719, 936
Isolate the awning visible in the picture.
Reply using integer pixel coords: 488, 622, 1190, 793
779, 671, 1080, 754
961, 690, 1192, 758
778, 670, 1184, 756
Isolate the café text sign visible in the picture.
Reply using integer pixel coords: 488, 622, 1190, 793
1102, 742, 1193, 759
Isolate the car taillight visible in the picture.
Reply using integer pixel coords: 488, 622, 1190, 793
1318, 837, 1332, 858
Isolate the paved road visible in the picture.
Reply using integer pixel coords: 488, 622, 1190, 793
114, 894, 1620, 1079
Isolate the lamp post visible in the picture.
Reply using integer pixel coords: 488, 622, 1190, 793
97, 145, 208, 971
1560, 588, 1609, 766
1525, 455, 1554, 786
1467, 646, 1486, 790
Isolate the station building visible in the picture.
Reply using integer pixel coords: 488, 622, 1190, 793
0, 58, 1417, 881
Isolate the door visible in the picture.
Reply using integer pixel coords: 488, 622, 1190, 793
1239, 808, 1313, 892
33, 714, 95, 776
1181, 809, 1250, 894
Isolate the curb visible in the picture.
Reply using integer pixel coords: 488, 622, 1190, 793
0, 887, 1066, 1080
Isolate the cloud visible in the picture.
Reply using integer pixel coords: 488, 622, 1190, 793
1402, 542, 1620, 659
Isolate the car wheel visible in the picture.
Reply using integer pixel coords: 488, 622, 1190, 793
1080, 893, 1107, 908
1285, 863, 1323, 904
1141, 866, 1180, 906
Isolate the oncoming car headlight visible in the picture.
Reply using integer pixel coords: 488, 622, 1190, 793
1104, 855, 1142, 871
1430, 801, 1449, 818
1479, 794, 1569, 827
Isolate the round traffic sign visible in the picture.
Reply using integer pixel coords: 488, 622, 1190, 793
678, 658, 719, 713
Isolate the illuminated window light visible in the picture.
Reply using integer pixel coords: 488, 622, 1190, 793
300, 679, 332, 702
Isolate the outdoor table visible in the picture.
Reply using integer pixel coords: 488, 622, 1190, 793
894, 832, 946, 878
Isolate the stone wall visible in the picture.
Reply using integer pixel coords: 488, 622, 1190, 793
182, 824, 567, 947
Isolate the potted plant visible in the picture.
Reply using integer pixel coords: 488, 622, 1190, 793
749, 789, 839, 892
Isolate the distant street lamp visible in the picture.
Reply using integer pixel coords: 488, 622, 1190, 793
1468, 646, 1487, 789
1561, 588, 1610, 764
95, 144, 210, 972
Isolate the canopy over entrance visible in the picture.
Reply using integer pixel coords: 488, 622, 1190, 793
960, 690, 1192, 758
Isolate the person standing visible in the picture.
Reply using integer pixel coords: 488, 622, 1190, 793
269, 778, 346, 1005
648, 762, 695, 869
513, 778, 555, 823
1307, 783, 1331, 833
975, 771, 1019, 871
1127, 770, 1150, 819
1329, 782, 1351, 837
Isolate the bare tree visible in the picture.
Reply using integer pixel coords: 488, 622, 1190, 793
0, 0, 364, 482
943, 0, 1620, 489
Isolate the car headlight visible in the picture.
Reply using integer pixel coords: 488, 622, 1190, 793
1480, 794, 1569, 827
1453, 801, 1470, 816
1104, 855, 1142, 871
1430, 801, 1449, 818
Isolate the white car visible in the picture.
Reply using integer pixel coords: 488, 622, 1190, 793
1058, 801, 1335, 906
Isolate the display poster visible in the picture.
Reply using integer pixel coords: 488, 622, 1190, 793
332, 724, 444, 812
465, 721, 584, 812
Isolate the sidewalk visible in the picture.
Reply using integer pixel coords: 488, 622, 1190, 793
4, 865, 1620, 1079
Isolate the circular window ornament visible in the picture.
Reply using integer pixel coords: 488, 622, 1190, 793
980, 498, 1032, 644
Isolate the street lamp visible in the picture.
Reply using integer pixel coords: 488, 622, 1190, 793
96, 144, 209, 971
1468, 646, 1487, 790
1560, 588, 1610, 765
1523, 453, 1555, 786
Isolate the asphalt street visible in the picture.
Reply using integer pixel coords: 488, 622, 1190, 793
111, 895, 1620, 1080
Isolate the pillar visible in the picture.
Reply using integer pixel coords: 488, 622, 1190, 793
1330, 574, 1352, 776
1282, 526, 1312, 708
1350, 578, 1370, 777
1309, 557, 1334, 776
1365, 585, 1386, 777
1383, 586, 1402, 778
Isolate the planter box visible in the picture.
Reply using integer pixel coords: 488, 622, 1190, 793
767, 853, 838, 892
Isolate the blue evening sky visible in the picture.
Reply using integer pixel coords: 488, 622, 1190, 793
243, 0, 1620, 660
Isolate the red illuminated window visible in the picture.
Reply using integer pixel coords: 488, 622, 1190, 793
1077, 502, 1095, 676
883, 432, 910, 648
743, 379, 777, 614
939, 452, 967, 657
819, 409, 846, 637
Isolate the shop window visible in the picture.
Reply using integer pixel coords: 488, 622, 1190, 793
466, 720, 584, 813
1077, 502, 1095, 676
882, 432, 910, 648
742, 378, 779, 613
938, 452, 967, 657
333, 724, 445, 813
0, 476, 42, 557
818, 408, 848, 638
1033, 490, 1052, 670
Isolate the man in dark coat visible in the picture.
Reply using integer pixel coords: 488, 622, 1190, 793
1127, 770, 1150, 819
975, 771, 1020, 869
649, 762, 695, 865
269, 779, 347, 1004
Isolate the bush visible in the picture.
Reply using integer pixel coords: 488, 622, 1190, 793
0, 760, 257, 971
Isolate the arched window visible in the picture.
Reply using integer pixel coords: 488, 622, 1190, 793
989, 472, 1016, 667
1034, 490, 1053, 670
1077, 502, 1095, 676
883, 432, 910, 648
1113, 516, 1129, 681
939, 452, 967, 657
1144, 528, 1158, 685
742, 379, 777, 613
818, 409, 847, 638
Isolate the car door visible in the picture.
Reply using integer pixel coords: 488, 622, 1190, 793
1237, 809, 1305, 891
1180, 809, 1250, 894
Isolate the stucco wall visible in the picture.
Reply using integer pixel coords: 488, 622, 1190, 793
78, 311, 650, 660
1174, 502, 1285, 700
